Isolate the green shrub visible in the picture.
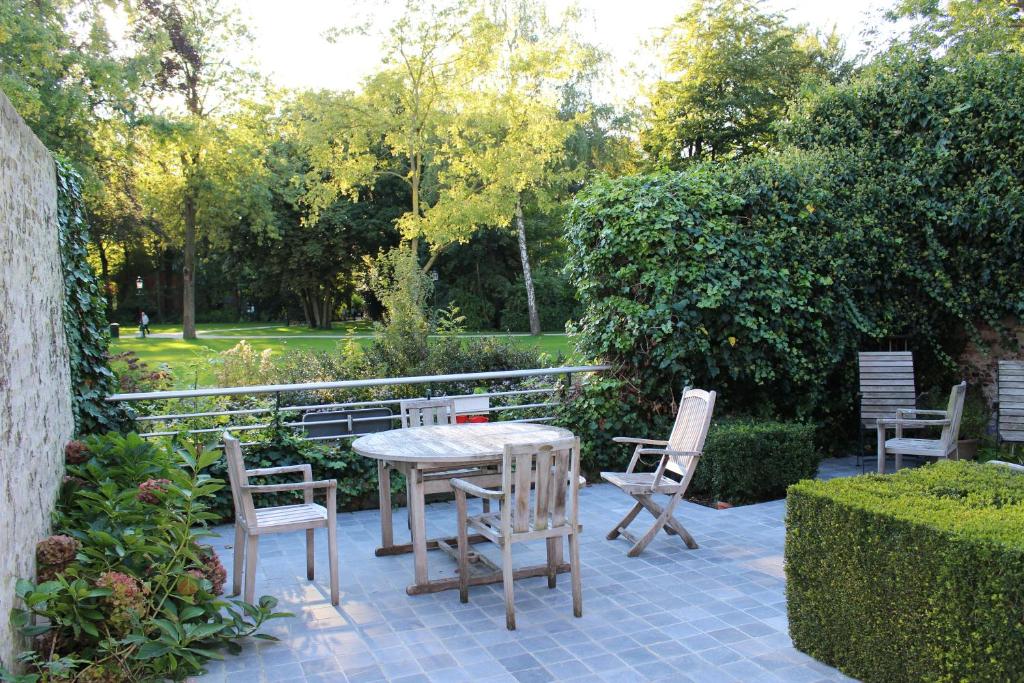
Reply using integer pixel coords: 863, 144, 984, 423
690, 420, 818, 504
6, 433, 287, 681
786, 461, 1024, 683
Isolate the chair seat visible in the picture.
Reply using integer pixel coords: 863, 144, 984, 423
600, 471, 683, 495
251, 503, 328, 533
883, 438, 951, 457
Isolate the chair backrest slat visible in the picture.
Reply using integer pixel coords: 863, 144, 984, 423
222, 432, 257, 527
940, 381, 968, 450
666, 388, 717, 479
998, 361, 1024, 444
502, 438, 579, 536
532, 448, 554, 530
400, 398, 456, 428
858, 351, 916, 428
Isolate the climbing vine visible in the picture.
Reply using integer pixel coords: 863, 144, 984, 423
55, 157, 127, 434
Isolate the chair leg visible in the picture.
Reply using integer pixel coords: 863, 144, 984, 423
568, 531, 582, 619
877, 427, 886, 474
637, 495, 697, 549
232, 523, 245, 596
502, 541, 516, 630
455, 491, 469, 604
627, 494, 681, 558
607, 500, 643, 540
895, 451, 903, 470
243, 534, 259, 605
306, 529, 315, 581
545, 538, 558, 589
327, 521, 339, 606
482, 499, 491, 514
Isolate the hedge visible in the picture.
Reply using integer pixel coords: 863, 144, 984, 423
691, 420, 818, 504
561, 52, 1024, 462
786, 462, 1024, 683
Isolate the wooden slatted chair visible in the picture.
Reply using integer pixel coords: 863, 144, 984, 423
400, 397, 456, 428
859, 352, 917, 467
875, 381, 967, 473
222, 432, 339, 605
998, 361, 1024, 452
601, 388, 717, 557
451, 437, 582, 630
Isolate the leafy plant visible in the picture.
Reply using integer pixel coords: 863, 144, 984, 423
6, 433, 289, 682
55, 158, 129, 434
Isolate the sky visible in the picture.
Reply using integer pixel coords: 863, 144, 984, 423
229, 0, 901, 101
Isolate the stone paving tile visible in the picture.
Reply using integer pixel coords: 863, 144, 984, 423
188, 457, 866, 683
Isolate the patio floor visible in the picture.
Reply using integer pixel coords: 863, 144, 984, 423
192, 457, 865, 683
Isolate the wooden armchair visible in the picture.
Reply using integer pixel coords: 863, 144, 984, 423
876, 381, 967, 473
222, 432, 339, 605
451, 437, 582, 630
601, 388, 716, 557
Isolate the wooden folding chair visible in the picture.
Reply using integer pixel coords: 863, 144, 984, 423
451, 437, 582, 630
601, 388, 716, 557
400, 397, 456, 427
998, 361, 1024, 453
876, 381, 967, 473
222, 432, 339, 605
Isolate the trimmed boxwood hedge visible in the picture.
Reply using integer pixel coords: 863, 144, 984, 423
786, 462, 1024, 683
690, 420, 818, 504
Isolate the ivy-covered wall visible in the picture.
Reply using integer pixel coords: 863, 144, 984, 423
0, 89, 75, 671
54, 159, 126, 434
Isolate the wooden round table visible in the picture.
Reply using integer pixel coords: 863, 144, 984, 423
352, 422, 575, 594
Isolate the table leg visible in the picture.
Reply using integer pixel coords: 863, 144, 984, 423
378, 460, 393, 549
407, 466, 429, 588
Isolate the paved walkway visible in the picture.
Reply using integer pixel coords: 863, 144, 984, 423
192, 458, 863, 683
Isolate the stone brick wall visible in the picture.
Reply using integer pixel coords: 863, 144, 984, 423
0, 90, 74, 669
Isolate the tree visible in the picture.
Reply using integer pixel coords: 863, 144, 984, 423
886, 0, 1024, 55
642, 0, 848, 167
421, 1, 595, 333
127, 0, 264, 338
301, 0, 494, 269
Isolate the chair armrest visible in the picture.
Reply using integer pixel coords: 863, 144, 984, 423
246, 464, 312, 479
877, 419, 950, 428
613, 437, 670, 446
896, 408, 947, 416
987, 460, 1024, 473
242, 479, 336, 495
576, 475, 587, 488
450, 477, 503, 500
636, 448, 701, 458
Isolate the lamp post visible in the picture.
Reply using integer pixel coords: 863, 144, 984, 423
136, 276, 143, 292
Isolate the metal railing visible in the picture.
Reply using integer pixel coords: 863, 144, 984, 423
108, 365, 609, 445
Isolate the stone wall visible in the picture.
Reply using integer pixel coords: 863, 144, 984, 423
0, 90, 74, 669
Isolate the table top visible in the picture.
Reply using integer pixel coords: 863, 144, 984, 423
351, 422, 575, 464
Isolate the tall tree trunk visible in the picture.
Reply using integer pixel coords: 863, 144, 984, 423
320, 289, 332, 330
182, 182, 197, 339
300, 290, 312, 327
96, 239, 111, 315
514, 195, 541, 336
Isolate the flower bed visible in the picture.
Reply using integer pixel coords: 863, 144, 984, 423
6, 433, 288, 681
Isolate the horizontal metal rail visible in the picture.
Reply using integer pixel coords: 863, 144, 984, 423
107, 365, 609, 402
115, 365, 609, 443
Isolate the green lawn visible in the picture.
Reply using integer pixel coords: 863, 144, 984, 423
111, 323, 574, 389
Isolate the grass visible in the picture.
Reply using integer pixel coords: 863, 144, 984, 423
111, 322, 575, 389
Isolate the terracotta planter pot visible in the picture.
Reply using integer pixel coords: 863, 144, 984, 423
715, 501, 733, 510
956, 439, 979, 461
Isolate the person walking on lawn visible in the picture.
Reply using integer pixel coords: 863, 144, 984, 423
139, 311, 150, 338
